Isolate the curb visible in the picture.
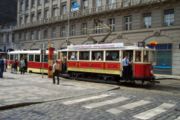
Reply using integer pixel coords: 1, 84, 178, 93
0, 86, 120, 111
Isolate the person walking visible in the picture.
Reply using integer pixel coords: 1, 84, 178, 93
0, 56, 4, 78
19, 58, 25, 74
122, 56, 130, 80
52, 60, 62, 85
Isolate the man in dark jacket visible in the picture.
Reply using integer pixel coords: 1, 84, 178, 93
0, 56, 4, 78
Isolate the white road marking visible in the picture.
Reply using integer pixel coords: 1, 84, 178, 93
107, 100, 151, 115
62, 94, 110, 105
174, 116, 180, 120
133, 103, 175, 120
83, 97, 129, 109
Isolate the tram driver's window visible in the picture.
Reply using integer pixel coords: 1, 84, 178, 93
79, 51, 89, 60
10, 55, 14, 60
106, 51, 119, 61
68, 51, 77, 60
135, 51, 141, 62
92, 51, 103, 61
35, 55, 40, 62
143, 51, 149, 62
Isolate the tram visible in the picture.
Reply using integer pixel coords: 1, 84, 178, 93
58, 43, 155, 84
7, 50, 57, 73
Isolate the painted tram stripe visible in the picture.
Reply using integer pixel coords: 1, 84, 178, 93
133, 103, 175, 120
62, 94, 110, 105
83, 97, 129, 109
174, 116, 180, 120
107, 100, 151, 115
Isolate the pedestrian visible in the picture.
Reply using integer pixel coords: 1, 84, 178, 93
3, 57, 7, 72
19, 58, 25, 74
0, 55, 4, 78
13, 59, 18, 74
122, 56, 130, 80
24, 58, 28, 73
52, 60, 62, 85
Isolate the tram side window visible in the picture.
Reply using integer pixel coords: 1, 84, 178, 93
44, 55, 48, 62
143, 51, 149, 62
68, 51, 77, 60
35, 55, 40, 62
29, 54, 34, 61
106, 51, 119, 61
10, 55, 14, 60
92, 51, 104, 61
135, 51, 141, 62
79, 51, 89, 60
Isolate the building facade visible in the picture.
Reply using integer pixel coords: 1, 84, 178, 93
14, 0, 180, 75
0, 24, 16, 52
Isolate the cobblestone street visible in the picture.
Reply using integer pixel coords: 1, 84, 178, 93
0, 72, 180, 120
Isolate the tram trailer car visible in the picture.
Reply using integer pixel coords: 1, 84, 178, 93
7, 50, 57, 73
58, 43, 155, 84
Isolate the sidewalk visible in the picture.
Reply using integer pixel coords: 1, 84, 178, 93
155, 74, 180, 80
0, 71, 119, 110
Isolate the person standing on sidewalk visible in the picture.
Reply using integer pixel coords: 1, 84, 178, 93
19, 58, 25, 74
0, 55, 4, 78
52, 60, 62, 85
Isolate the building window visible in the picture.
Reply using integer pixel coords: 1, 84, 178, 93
45, 0, 49, 4
37, 12, 41, 21
31, 0, 35, 8
96, 0, 102, 7
25, 0, 29, 10
81, 23, 87, 35
60, 26, 66, 37
52, 7, 58, 17
94, 19, 103, 34
25, 15, 29, 23
70, 24, 76, 36
82, 0, 88, 9
44, 9, 49, 19
164, 9, 174, 26
107, 0, 116, 9
51, 27, 56, 38
124, 15, 132, 30
43, 29, 48, 39
37, 0, 41, 6
143, 13, 152, 28
31, 13, 35, 22
31, 31, 35, 40
25, 32, 29, 41
20, 17, 23, 24
20, 0, 24, 11
108, 18, 115, 32
61, 3, 67, 15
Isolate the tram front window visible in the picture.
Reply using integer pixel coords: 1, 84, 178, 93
92, 51, 103, 61
135, 51, 141, 62
106, 51, 119, 61
35, 55, 40, 62
143, 51, 149, 62
79, 51, 89, 60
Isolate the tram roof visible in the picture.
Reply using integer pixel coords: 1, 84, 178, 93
59, 43, 152, 51
8, 50, 50, 54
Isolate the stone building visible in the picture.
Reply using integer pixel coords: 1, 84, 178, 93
0, 24, 16, 52
14, 0, 180, 75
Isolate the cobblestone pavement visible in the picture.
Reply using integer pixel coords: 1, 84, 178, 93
0, 88, 179, 120
0, 72, 180, 120
0, 71, 119, 108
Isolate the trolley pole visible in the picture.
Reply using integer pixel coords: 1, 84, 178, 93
42, 43, 45, 78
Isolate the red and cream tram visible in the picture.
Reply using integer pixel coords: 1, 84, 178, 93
58, 43, 155, 83
7, 50, 57, 73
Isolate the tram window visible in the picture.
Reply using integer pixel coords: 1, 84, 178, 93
20, 54, 27, 59
79, 51, 89, 60
14, 54, 18, 60
10, 55, 14, 60
92, 51, 103, 61
44, 55, 48, 62
143, 51, 149, 62
106, 51, 119, 61
68, 51, 77, 60
135, 51, 141, 62
29, 54, 34, 61
35, 55, 40, 62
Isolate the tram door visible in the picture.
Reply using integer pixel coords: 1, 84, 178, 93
122, 50, 134, 79
60, 51, 67, 73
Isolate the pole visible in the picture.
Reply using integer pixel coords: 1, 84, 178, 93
67, 9, 70, 45
42, 43, 45, 78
